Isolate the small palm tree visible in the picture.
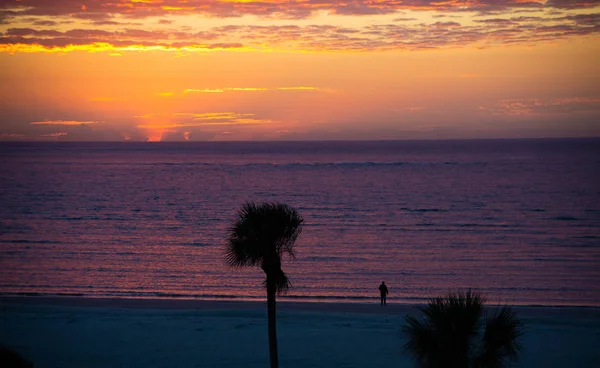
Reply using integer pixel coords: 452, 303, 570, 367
403, 290, 523, 368
225, 202, 304, 368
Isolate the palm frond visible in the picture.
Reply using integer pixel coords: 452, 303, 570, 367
256, 202, 303, 257
403, 315, 439, 367
224, 201, 303, 292
419, 290, 483, 340
226, 202, 303, 263
225, 202, 262, 268
264, 268, 292, 295
403, 290, 513, 368
474, 306, 523, 368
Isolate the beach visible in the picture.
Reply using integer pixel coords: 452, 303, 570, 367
2, 297, 599, 367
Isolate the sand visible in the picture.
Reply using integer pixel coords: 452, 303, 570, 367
1, 297, 599, 367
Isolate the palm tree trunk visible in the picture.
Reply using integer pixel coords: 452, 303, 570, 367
266, 278, 279, 368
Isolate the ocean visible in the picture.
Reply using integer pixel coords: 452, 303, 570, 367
1, 139, 599, 306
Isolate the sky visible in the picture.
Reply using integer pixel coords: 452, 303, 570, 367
0, 0, 599, 142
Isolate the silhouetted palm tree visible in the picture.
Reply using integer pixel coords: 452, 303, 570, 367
225, 202, 304, 368
403, 290, 523, 368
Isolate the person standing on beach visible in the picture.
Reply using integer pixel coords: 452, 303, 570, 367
379, 281, 389, 305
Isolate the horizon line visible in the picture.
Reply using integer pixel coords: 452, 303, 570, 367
1, 136, 600, 144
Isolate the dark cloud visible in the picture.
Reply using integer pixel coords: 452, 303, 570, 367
71, 12, 113, 21
474, 18, 517, 25
430, 21, 462, 28
1, 1, 598, 52
510, 16, 544, 22
91, 20, 126, 26
546, 0, 600, 9
0, 0, 597, 20
0, 26, 242, 49
560, 12, 600, 25
0, 9, 19, 25
33, 20, 57, 26
2, 16, 593, 51
333, 4, 397, 16
6, 28, 62, 37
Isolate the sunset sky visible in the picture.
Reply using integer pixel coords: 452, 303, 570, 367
1, 0, 599, 141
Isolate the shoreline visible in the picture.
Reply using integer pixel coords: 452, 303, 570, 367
2, 292, 598, 307
2, 295, 599, 319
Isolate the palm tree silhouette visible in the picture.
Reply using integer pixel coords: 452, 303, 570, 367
403, 290, 523, 368
225, 202, 304, 368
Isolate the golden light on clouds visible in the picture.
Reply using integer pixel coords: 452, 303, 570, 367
277, 87, 320, 91
195, 118, 272, 126
184, 87, 320, 93
185, 89, 225, 93
161, 6, 196, 11
134, 112, 276, 141
0, 43, 248, 55
1, 0, 599, 141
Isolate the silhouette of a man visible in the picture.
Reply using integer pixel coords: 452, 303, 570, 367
379, 281, 389, 306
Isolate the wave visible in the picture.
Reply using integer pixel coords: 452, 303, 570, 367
26, 161, 486, 168
238, 161, 473, 168
0, 239, 61, 244
400, 207, 449, 213
551, 216, 580, 221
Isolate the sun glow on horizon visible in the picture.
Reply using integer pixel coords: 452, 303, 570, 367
1, 0, 599, 141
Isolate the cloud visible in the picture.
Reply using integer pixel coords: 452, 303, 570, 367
27, 121, 139, 141
1, 1, 599, 53
226, 87, 268, 91
481, 97, 600, 116
133, 111, 279, 141
185, 89, 225, 93
40, 132, 68, 137
136, 112, 273, 128
160, 130, 189, 142
0, 133, 26, 139
32, 20, 56, 26
474, 18, 517, 25
184, 86, 320, 93
54, 125, 128, 141
1, 0, 597, 21
30, 120, 100, 125
1, 26, 238, 48
277, 87, 320, 91
546, 0, 600, 9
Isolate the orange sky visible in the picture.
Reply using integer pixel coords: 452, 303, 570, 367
1, 0, 599, 141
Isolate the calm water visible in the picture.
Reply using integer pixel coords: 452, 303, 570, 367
1, 139, 599, 306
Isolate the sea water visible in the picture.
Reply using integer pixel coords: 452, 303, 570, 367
1, 139, 599, 306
